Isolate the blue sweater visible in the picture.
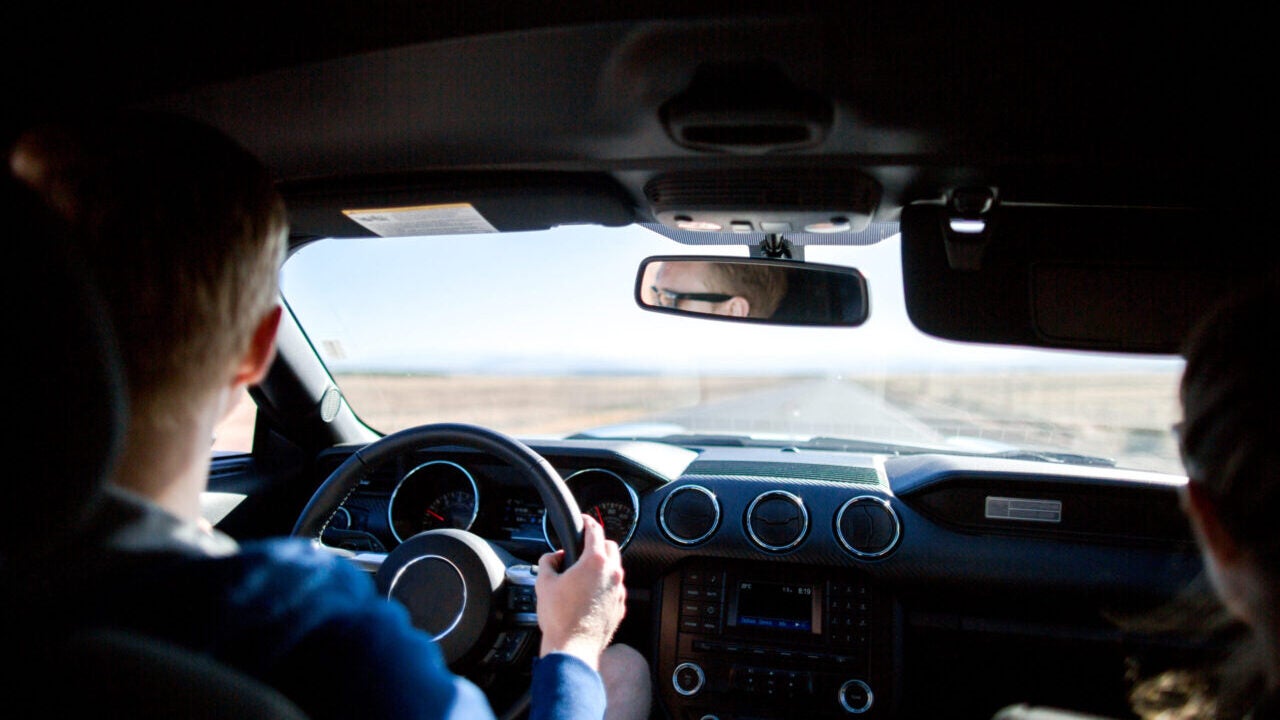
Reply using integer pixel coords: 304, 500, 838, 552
48, 491, 606, 720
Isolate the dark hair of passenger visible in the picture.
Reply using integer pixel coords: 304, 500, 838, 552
1178, 277, 1280, 572
1118, 276, 1280, 720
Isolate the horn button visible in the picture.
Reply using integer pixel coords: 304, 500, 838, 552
376, 528, 513, 665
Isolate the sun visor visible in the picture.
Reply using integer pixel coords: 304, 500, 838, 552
900, 201, 1276, 354
281, 172, 635, 242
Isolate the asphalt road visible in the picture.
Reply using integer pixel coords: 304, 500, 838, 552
648, 376, 946, 446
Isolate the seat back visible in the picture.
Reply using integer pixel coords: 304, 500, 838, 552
3, 174, 124, 560
2, 173, 308, 719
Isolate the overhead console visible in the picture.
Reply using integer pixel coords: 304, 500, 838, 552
656, 559, 900, 719
644, 168, 882, 239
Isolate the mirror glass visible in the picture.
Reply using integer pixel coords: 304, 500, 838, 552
636, 256, 868, 326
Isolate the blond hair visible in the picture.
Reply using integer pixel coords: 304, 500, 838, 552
707, 262, 788, 318
13, 112, 288, 421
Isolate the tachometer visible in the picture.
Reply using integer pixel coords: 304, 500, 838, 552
543, 468, 639, 549
585, 500, 637, 545
424, 489, 478, 531
389, 460, 479, 542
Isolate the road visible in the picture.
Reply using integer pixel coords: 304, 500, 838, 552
647, 377, 946, 446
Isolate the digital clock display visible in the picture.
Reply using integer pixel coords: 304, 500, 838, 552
732, 581, 816, 632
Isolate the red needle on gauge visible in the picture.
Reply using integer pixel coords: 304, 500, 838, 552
593, 507, 605, 525
426, 509, 445, 521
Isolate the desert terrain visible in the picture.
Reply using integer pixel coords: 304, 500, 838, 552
217, 372, 1184, 475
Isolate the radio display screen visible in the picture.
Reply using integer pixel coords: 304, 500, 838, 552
732, 581, 816, 632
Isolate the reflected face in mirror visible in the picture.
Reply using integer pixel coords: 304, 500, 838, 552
636, 255, 868, 327
647, 260, 785, 318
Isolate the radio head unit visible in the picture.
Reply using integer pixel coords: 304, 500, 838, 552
659, 560, 897, 718
728, 580, 821, 634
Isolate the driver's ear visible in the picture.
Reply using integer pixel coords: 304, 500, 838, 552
724, 296, 750, 318
232, 305, 283, 387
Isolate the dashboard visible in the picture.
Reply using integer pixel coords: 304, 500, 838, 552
311, 438, 1206, 719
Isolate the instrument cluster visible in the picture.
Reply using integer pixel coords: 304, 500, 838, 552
384, 458, 640, 550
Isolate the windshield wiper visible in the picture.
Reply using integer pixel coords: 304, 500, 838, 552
984, 449, 1117, 467
782, 436, 954, 455
629, 433, 950, 455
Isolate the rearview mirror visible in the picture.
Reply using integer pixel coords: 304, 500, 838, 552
636, 256, 868, 326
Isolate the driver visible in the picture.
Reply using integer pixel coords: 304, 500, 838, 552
8, 111, 651, 720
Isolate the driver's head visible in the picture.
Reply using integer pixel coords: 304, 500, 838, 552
10, 111, 288, 425
710, 261, 787, 318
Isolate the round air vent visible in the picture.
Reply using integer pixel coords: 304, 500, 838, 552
835, 496, 901, 558
658, 485, 721, 545
745, 490, 808, 552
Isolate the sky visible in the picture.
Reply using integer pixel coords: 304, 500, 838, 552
280, 223, 1184, 377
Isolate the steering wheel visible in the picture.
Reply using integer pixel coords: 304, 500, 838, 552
292, 423, 585, 716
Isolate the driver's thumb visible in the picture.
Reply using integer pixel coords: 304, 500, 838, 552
538, 549, 565, 577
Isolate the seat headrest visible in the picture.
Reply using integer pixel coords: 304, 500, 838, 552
1, 174, 126, 557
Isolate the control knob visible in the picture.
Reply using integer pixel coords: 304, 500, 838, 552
672, 662, 706, 696
838, 679, 873, 714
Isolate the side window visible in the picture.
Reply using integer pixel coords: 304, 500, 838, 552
212, 388, 256, 454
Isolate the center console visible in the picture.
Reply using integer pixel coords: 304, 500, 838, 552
656, 560, 899, 720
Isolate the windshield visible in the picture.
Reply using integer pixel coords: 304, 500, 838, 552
281, 224, 1185, 475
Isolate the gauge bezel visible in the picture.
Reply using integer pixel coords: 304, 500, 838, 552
388, 460, 480, 543
542, 468, 640, 550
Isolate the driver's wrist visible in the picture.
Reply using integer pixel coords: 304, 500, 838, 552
540, 636, 603, 671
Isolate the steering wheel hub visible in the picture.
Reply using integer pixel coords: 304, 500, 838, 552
376, 529, 510, 664
389, 556, 466, 640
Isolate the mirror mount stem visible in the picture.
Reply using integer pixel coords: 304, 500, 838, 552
752, 234, 803, 261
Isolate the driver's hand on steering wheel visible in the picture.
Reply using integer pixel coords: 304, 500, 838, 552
535, 514, 626, 672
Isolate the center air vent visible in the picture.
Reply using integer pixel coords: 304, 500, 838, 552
659, 485, 721, 545
835, 496, 901, 558
745, 490, 809, 552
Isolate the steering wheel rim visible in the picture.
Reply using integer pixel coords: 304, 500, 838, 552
291, 423, 585, 717
292, 422, 584, 566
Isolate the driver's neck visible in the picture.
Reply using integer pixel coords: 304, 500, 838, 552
110, 396, 218, 524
